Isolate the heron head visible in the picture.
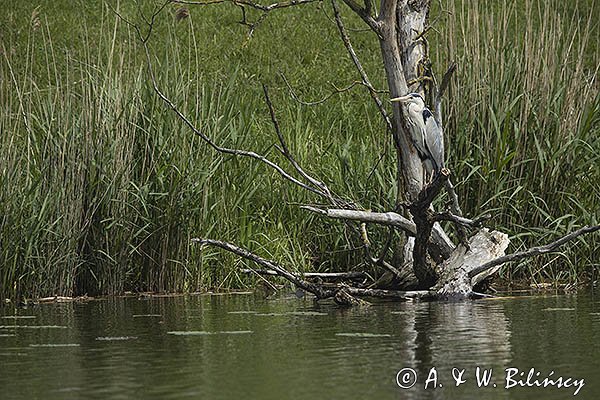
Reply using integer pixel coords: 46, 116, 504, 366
390, 93, 425, 108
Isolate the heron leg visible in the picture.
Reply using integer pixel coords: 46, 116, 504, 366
422, 159, 435, 186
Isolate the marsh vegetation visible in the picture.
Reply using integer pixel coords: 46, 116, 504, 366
1, 0, 598, 300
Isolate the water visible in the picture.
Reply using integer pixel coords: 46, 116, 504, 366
1, 292, 599, 399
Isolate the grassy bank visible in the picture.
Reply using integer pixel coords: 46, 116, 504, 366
1, 0, 598, 300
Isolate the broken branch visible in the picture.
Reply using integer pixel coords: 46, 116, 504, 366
302, 206, 417, 234
468, 225, 600, 278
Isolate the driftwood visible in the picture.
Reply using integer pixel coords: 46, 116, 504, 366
468, 225, 600, 279
434, 229, 510, 298
118, 0, 600, 305
193, 224, 595, 303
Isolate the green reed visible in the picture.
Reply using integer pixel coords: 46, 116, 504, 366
0, 0, 597, 300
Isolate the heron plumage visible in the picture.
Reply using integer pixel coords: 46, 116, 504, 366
390, 93, 445, 180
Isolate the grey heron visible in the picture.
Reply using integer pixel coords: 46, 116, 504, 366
391, 93, 444, 182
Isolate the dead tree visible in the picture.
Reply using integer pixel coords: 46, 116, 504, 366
118, 0, 599, 305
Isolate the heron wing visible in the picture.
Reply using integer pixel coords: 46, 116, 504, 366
407, 118, 428, 160
423, 109, 444, 170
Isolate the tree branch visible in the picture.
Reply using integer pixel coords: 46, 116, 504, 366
360, 223, 403, 277
339, 0, 381, 33
332, 0, 396, 140
432, 211, 490, 228
281, 74, 387, 106
131, 21, 342, 202
242, 9, 269, 39
444, 178, 466, 226
302, 206, 417, 234
409, 169, 450, 287
262, 84, 350, 206
240, 269, 367, 281
302, 205, 454, 260
363, 0, 373, 16
172, 0, 321, 12
468, 225, 600, 278
345, 287, 433, 299
282, 76, 362, 106
193, 238, 431, 303
192, 238, 335, 298
377, 0, 397, 25
173, 0, 321, 39
433, 61, 456, 126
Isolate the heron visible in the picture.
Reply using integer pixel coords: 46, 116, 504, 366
391, 93, 444, 182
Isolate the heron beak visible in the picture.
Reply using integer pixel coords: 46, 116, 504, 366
390, 95, 412, 103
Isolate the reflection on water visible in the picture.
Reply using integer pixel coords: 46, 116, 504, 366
0, 292, 599, 400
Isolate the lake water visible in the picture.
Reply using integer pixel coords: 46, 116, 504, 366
1, 292, 599, 399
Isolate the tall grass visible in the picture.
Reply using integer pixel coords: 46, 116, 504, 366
0, 0, 598, 299
433, 0, 599, 284
0, 2, 378, 300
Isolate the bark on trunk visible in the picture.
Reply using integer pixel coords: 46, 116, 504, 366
379, 0, 424, 200
379, 0, 454, 285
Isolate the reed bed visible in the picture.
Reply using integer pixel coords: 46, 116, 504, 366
0, 0, 597, 299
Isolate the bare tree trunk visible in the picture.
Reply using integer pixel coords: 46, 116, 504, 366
378, 0, 455, 283
379, 0, 425, 200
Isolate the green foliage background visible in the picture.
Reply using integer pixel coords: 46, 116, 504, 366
0, 0, 598, 299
